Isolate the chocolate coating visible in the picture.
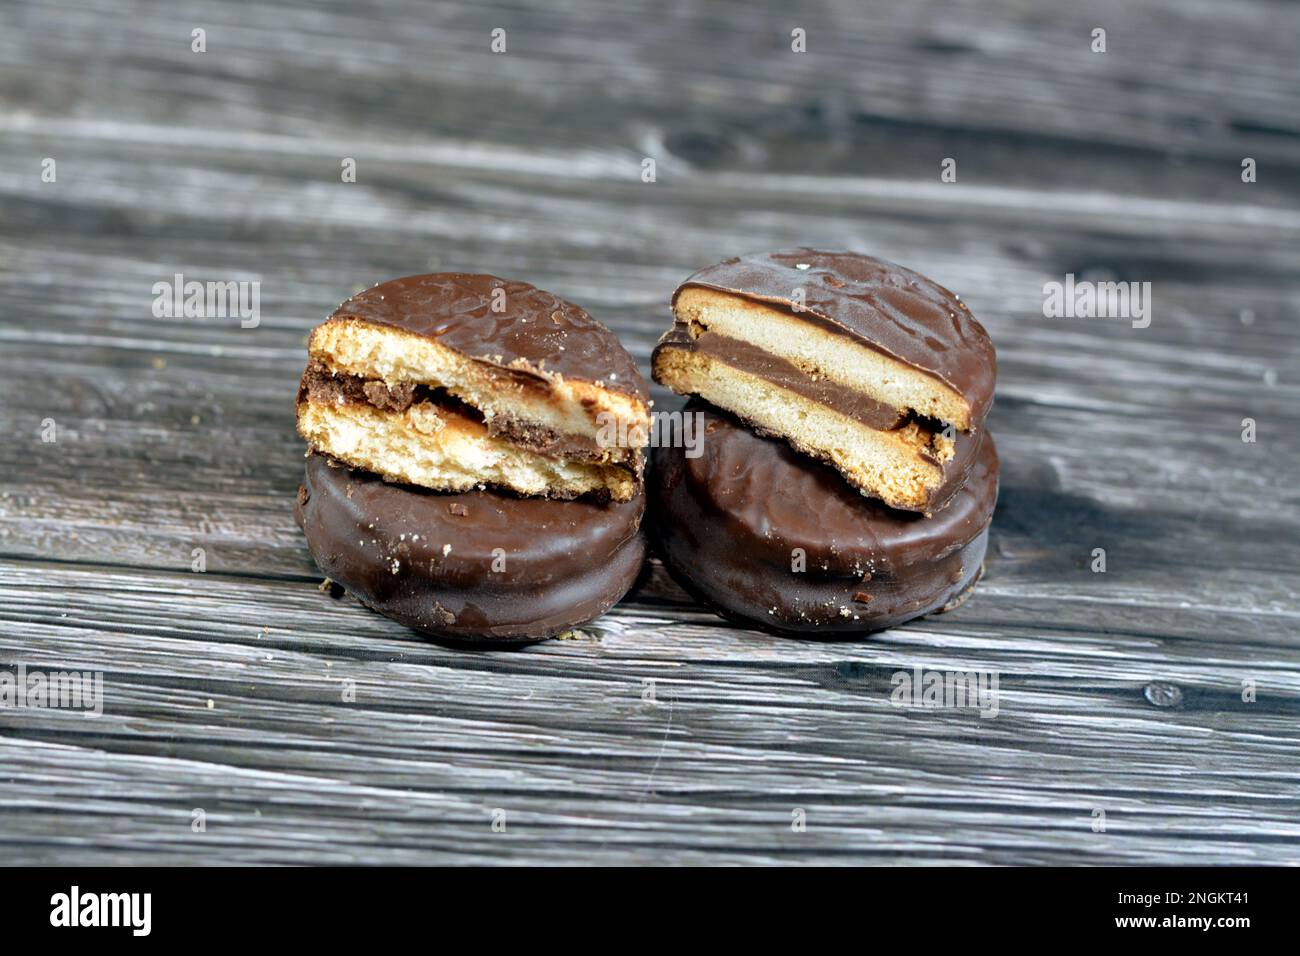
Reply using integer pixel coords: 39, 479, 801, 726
910, 418, 984, 516
296, 454, 646, 642
651, 402, 999, 635
673, 250, 995, 426
332, 273, 648, 402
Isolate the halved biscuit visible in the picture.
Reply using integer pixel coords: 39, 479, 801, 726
297, 274, 650, 501
653, 250, 995, 513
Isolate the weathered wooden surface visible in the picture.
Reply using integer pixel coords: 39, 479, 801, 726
1, 0, 1298, 864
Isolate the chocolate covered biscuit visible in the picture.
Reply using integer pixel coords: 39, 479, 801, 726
652, 402, 998, 634
297, 454, 646, 642
298, 274, 650, 501
653, 250, 995, 513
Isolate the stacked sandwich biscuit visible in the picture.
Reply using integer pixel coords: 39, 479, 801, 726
650, 250, 999, 634
295, 274, 650, 643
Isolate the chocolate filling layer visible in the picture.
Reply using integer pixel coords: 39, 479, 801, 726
299, 366, 637, 468
659, 324, 908, 431
300, 366, 481, 417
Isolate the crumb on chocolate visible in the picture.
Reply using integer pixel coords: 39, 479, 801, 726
317, 577, 346, 599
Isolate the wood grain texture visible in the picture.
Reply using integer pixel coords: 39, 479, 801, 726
1, 0, 1298, 865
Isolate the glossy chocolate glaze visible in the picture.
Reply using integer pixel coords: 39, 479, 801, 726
296, 454, 646, 642
651, 402, 998, 634
673, 250, 995, 427
328, 273, 648, 402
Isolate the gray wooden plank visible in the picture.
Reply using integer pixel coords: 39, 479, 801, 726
5, 0, 1300, 177
3, 561, 1299, 865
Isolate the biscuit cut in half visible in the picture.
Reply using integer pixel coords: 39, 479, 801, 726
297, 274, 650, 501
653, 250, 996, 514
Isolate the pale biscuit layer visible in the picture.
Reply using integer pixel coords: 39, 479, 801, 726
299, 399, 637, 501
